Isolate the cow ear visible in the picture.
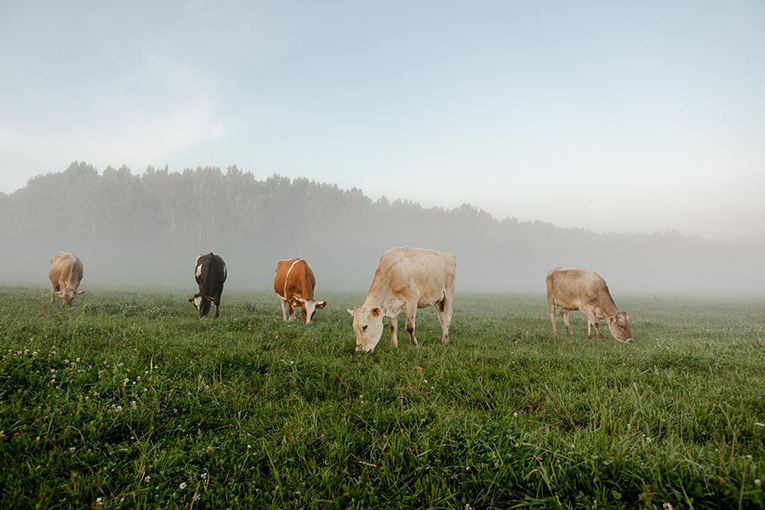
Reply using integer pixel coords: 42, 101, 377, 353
188, 297, 194, 303
316, 301, 327, 309
347, 308, 355, 317
369, 307, 381, 318
607, 316, 617, 325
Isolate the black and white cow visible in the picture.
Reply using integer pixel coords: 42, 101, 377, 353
189, 253, 227, 318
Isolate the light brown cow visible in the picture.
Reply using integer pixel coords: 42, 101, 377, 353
348, 247, 456, 353
546, 267, 633, 342
49, 252, 85, 307
273, 258, 326, 323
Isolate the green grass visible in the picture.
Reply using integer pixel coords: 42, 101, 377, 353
1, 288, 764, 509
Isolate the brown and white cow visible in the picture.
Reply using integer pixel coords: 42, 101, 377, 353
190, 253, 227, 318
546, 267, 633, 342
49, 252, 85, 307
274, 258, 326, 323
348, 247, 456, 353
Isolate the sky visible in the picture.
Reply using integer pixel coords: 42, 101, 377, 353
1, 0, 763, 240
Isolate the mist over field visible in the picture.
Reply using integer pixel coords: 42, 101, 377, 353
1, 161, 763, 295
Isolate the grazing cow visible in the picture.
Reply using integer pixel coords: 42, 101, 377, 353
189, 253, 227, 318
49, 252, 85, 307
273, 258, 326, 323
348, 247, 456, 353
546, 267, 633, 342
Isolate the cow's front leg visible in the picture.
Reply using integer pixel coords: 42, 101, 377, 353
593, 321, 605, 340
213, 295, 221, 318
50, 283, 57, 304
389, 317, 398, 348
561, 309, 573, 337
280, 299, 289, 321
405, 303, 419, 347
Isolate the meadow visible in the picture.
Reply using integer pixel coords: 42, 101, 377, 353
0, 287, 763, 509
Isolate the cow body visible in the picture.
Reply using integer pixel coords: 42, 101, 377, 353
273, 258, 326, 323
48, 252, 85, 307
546, 267, 633, 342
348, 247, 456, 353
190, 253, 227, 318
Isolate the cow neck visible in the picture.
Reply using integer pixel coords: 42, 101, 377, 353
283, 259, 301, 298
362, 269, 393, 315
599, 290, 621, 317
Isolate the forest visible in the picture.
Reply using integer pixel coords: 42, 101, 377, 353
1, 161, 763, 294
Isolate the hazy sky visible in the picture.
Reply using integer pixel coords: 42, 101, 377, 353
1, 1, 763, 239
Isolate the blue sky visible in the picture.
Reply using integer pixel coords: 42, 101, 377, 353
1, 0, 763, 239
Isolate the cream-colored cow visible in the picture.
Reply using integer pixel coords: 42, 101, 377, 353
49, 252, 85, 307
348, 247, 456, 353
546, 267, 633, 342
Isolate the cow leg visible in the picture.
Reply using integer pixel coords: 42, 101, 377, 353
287, 302, 297, 321
50, 282, 57, 304
280, 299, 289, 321
389, 317, 398, 348
213, 294, 221, 318
561, 309, 573, 337
582, 308, 601, 340
592, 321, 605, 340
549, 301, 557, 336
434, 296, 453, 345
405, 302, 419, 347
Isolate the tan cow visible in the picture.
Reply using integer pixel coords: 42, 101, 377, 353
546, 267, 633, 342
49, 252, 85, 307
348, 247, 456, 353
273, 258, 326, 323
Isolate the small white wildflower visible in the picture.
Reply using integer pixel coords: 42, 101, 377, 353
144, 476, 151, 482
64, 359, 69, 364
96, 497, 103, 505
193, 494, 200, 501
115, 406, 123, 412
32, 351, 38, 356
513, 412, 518, 418
662, 503, 673, 510
69, 447, 76, 452
201, 473, 207, 479
123, 378, 129, 386
755, 479, 760, 486
646, 437, 652, 443
51, 369, 56, 373
247, 444, 252, 449
76, 358, 80, 363
179, 482, 187, 489
136, 376, 141, 381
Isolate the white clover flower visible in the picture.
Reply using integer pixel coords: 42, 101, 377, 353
179, 482, 187, 489
201, 473, 207, 479
115, 406, 123, 412
32, 351, 38, 356
755, 479, 760, 485
96, 497, 103, 505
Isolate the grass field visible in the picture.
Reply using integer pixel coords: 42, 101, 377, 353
1, 288, 764, 509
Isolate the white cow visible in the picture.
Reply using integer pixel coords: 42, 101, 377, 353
348, 247, 456, 353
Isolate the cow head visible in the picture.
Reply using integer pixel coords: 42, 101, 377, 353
347, 306, 384, 352
189, 293, 212, 317
56, 286, 84, 307
606, 312, 633, 342
289, 297, 327, 324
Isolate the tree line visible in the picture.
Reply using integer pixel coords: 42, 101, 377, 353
1, 161, 762, 294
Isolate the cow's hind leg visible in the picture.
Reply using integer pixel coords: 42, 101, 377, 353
561, 309, 573, 337
389, 316, 399, 348
549, 300, 557, 336
405, 302, 419, 347
50, 283, 57, 304
434, 295, 453, 345
213, 294, 221, 318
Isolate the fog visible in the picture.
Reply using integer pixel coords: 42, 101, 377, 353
0, 163, 763, 298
